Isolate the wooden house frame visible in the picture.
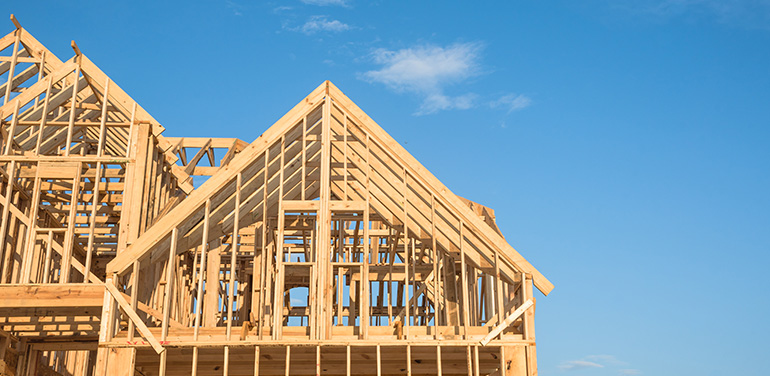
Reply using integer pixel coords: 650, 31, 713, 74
0, 15, 553, 376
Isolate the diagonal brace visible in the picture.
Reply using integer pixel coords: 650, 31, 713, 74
104, 282, 165, 354
479, 298, 534, 346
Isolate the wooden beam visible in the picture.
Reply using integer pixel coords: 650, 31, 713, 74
103, 281, 165, 354
478, 299, 533, 346
10, 14, 21, 30
0, 284, 104, 308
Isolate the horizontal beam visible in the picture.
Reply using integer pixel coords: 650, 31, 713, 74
103, 338, 535, 348
31, 342, 98, 351
0, 156, 132, 163
164, 137, 246, 149
0, 284, 104, 308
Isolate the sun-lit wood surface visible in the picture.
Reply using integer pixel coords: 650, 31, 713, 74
0, 15, 550, 376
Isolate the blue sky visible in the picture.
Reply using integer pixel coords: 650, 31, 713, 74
5, 1, 769, 375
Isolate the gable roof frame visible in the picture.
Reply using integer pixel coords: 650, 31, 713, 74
106, 81, 554, 295
0, 25, 194, 193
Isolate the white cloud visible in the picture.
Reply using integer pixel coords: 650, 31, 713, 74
294, 15, 351, 34
419, 93, 478, 115
558, 360, 605, 371
619, 369, 643, 376
363, 43, 482, 93
360, 42, 483, 115
301, 0, 349, 6
273, 5, 293, 13
490, 93, 532, 114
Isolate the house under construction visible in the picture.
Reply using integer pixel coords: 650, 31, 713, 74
0, 15, 553, 376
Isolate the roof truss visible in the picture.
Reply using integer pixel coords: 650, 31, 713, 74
106, 81, 553, 295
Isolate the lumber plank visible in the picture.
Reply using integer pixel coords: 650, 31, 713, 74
0, 284, 104, 308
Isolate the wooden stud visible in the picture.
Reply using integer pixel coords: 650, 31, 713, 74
254, 346, 260, 376
59, 164, 81, 282
0, 160, 16, 278
191, 199, 211, 376
127, 260, 140, 341
3, 101, 19, 155
346, 345, 351, 376
403, 167, 410, 338
431, 194, 439, 333
499, 346, 506, 376
406, 344, 412, 376
257, 148, 269, 340
84, 161, 102, 278
41, 230, 53, 283
285, 345, 291, 376
64, 64, 81, 156
158, 227, 178, 376
466, 346, 473, 376
20, 168, 41, 283
125, 102, 136, 158
34, 78, 53, 155
495, 249, 504, 330
96, 78, 111, 156
318, 88, 332, 340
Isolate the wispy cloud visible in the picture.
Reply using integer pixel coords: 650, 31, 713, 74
644, 0, 769, 16
585, 354, 628, 366
422, 93, 478, 114
290, 15, 352, 35
360, 42, 484, 115
618, 0, 770, 28
559, 355, 640, 374
301, 0, 350, 7
559, 360, 605, 371
490, 93, 532, 114
273, 5, 293, 13
225, 0, 243, 16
